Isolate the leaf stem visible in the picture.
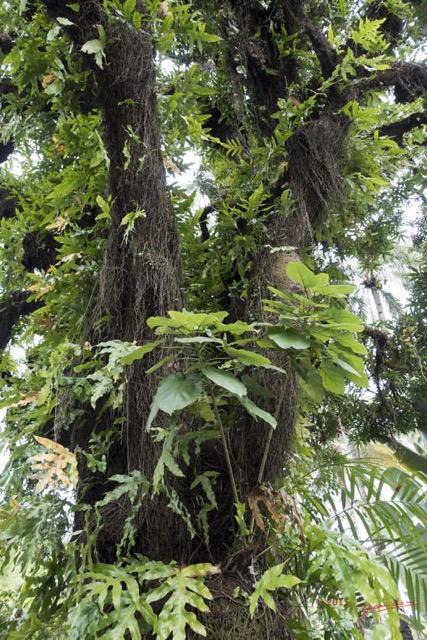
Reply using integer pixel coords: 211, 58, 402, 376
249, 383, 286, 535
210, 387, 239, 505
257, 383, 286, 485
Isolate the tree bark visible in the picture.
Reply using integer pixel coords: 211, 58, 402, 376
23, 1, 426, 637
371, 286, 387, 323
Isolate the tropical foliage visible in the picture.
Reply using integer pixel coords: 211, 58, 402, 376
0, 0, 427, 638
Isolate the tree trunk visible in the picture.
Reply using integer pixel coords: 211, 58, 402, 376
32, 4, 304, 635
37, 0, 304, 556
34, 1, 403, 637
32, 2, 347, 636
399, 619, 414, 639
371, 286, 387, 323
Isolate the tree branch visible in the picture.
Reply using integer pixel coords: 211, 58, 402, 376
0, 188, 18, 220
0, 291, 41, 350
22, 232, 58, 273
0, 32, 14, 54
379, 111, 427, 144
304, 22, 340, 79
0, 142, 14, 165
344, 62, 427, 101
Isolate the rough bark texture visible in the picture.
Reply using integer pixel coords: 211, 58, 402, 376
87, 22, 189, 561
55, 10, 189, 560
223, 0, 301, 136
187, 573, 295, 640
215, 0, 349, 506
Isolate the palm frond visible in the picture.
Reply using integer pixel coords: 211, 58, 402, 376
300, 459, 427, 626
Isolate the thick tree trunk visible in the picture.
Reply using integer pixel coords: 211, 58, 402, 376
39, 0, 338, 586
81, 21, 192, 561
82, 27, 195, 562
37, 5, 302, 634
217, 0, 349, 501
37, 0, 304, 572
37, 2, 191, 561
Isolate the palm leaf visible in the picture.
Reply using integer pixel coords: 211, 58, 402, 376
301, 459, 427, 627
386, 438, 427, 476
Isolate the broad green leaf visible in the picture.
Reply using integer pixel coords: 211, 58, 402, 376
335, 357, 362, 378
96, 195, 111, 218
81, 39, 105, 68
153, 450, 184, 488
137, 561, 176, 581
266, 286, 312, 307
286, 261, 329, 289
154, 373, 204, 414
256, 337, 277, 348
186, 400, 216, 422
268, 328, 310, 350
333, 332, 367, 355
198, 31, 222, 43
168, 310, 228, 331
330, 350, 369, 386
57, 16, 74, 26
86, 371, 113, 407
181, 563, 220, 579
321, 308, 364, 332
309, 325, 336, 342
97, 471, 149, 506
146, 402, 159, 432
318, 361, 346, 394
202, 367, 247, 398
190, 473, 218, 507
123, 0, 136, 19
120, 339, 163, 365
239, 396, 277, 427
341, 369, 369, 387
250, 564, 301, 616
313, 284, 356, 297
145, 564, 216, 639
299, 370, 325, 405
147, 316, 182, 330
216, 320, 255, 336
224, 346, 271, 366
241, 375, 274, 398
162, 451, 185, 478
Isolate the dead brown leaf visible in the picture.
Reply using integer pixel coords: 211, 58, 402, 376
42, 73, 57, 88
8, 393, 41, 408
29, 436, 77, 494
247, 485, 284, 533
